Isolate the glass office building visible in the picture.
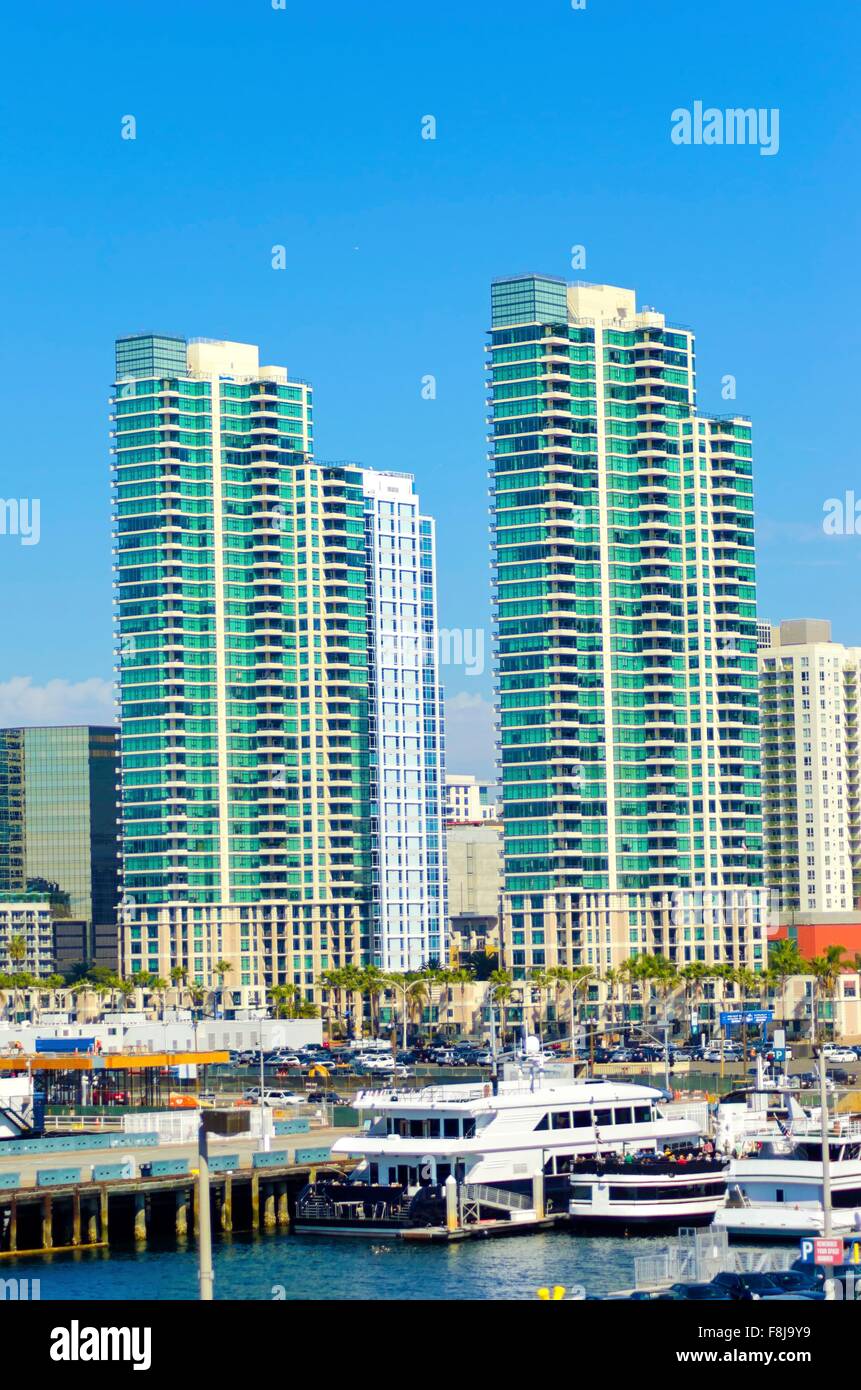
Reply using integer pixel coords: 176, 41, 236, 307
488, 278, 765, 983
0, 726, 120, 966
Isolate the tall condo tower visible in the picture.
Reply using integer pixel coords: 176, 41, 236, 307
488, 278, 764, 981
112, 335, 445, 1001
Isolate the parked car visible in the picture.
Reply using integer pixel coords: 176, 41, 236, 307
657, 1282, 732, 1301
710, 1271, 786, 1300
242, 1088, 305, 1106
824, 1047, 857, 1064
768, 1270, 825, 1297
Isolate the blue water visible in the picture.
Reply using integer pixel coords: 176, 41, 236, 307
2, 1229, 699, 1301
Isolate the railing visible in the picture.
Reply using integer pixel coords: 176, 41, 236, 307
464, 1184, 532, 1212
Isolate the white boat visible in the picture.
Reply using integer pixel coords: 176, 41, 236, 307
295, 1059, 726, 1235
715, 1089, 861, 1240
0, 1073, 38, 1140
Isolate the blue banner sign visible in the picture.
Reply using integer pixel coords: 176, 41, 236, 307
720, 1009, 773, 1027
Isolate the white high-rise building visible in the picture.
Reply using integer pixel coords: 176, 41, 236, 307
759, 619, 861, 912
363, 471, 447, 969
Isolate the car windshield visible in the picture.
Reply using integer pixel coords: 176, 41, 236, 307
746, 1274, 778, 1289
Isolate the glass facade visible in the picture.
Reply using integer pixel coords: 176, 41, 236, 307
489, 277, 763, 976
363, 473, 446, 968
0, 726, 119, 946
113, 336, 446, 991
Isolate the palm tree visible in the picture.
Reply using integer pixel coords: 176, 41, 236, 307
678, 962, 711, 1039
809, 945, 847, 1043
602, 966, 623, 1040
446, 965, 476, 1040
5, 933, 27, 1020
768, 938, 805, 1034
170, 965, 189, 1009
359, 966, 387, 1039
528, 967, 554, 1040
546, 967, 575, 1049
213, 959, 232, 1017
488, 968, 513, 1047
189, 982, 207, 1017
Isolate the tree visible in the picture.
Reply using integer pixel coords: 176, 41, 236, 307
602, 966, 624, 1039
213, 959, 232, 1016
488, 968, 513, 1046
358, 966, 387, 1038
170, 965, 189, 1009
809, 945, 848, 1043
384, 972, 432, 1049
528, 967, 554, 1039
768, 938, 805, 1033
678, 962, 712, 1037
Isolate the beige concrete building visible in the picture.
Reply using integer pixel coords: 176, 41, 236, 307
760, 619, 861, 913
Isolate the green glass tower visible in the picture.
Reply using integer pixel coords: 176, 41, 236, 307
489, 279, 764, 981
113, 336, 445, 997
0, 726, 119, 963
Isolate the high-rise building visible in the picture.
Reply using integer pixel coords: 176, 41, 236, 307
363, 471, 446, 970
112, 335, 445, 996
488, 277, 764, 980
0, 726, 120, 968
759, 619, 861, 913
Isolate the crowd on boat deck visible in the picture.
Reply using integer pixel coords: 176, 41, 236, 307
573, 1141, 719, 1167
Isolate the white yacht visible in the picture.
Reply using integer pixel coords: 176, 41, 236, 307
714, 1099, 861, 1240
295, 1060, 727, 1235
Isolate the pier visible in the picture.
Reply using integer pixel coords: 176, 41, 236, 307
0, 1128, 349, 1257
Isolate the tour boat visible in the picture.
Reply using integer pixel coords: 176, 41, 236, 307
295, 1058, 727, 1235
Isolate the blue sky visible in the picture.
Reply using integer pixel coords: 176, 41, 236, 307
0, 0, 858, 777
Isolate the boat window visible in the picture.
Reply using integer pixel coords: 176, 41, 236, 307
613, 1107, 633, 1126
634, 1105, 652, 1124
543, 1156, 556, 1175
437, 1163, 451, 1184
463, 1119, 476, 1139
427, 1118, 441, 1139
556, 1155, 577, 1174
369, 1163, 379, 1183
570, 1184, 592, 1201
535, 1113, 550, 1131
409, 1120, 423, 1138
443, 1118, 459, 1138
572, 1110, 591, 1128
594, 1109, 613, 1127
776, 1189, 784, 1203
551, 1111, 571, 1130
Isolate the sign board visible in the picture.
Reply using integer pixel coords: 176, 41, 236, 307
774, 1028, 786, 1051
800, 1237, 845, 1265
720, 1010, 773, 1028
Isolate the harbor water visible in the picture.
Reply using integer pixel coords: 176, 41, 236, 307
2, 1229, 772, 1301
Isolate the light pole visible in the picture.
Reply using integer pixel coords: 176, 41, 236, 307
197, 1119, 214, 1301
258, 1015, 269, 1151
818, 1045, 834, 1238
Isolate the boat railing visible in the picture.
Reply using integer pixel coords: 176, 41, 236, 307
464, 1183, 533, 1212
353, 1085, 491, 1107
